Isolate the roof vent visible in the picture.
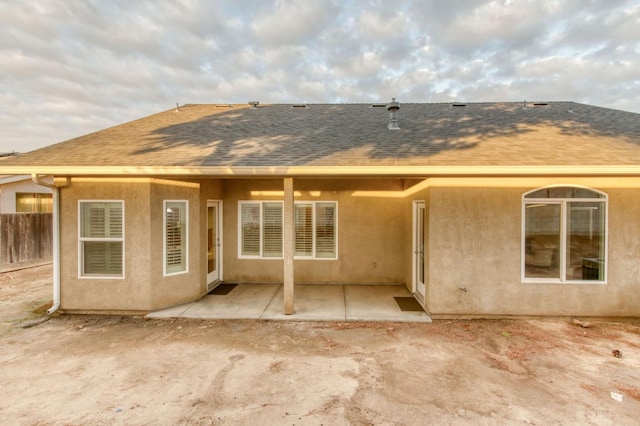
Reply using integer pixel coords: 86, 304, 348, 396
386, 98, 400, 130
248, 101, 260, 108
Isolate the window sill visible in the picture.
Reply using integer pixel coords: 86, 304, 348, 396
79, 275, 124, 280
163, 270, 189, 277
522, 279, 606, 285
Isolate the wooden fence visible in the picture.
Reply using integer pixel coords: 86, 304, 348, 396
0, 213, 53, 266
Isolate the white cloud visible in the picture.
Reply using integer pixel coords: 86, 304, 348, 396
0, 0, 638, 153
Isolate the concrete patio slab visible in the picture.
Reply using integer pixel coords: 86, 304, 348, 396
262, 284, 346, 321
147, 283, 431, 322
345, 285, 431, 322
146, 302, 194, 319
179, 283, 280, 319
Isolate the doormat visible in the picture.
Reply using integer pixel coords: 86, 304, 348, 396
394, 297, 424, 312
208, 283, 238, 296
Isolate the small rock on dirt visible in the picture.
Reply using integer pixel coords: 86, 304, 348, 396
571, 318, 592, 328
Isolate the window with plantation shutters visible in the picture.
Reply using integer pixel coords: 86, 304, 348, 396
294, 202, 337, 259
315, 202, 336, 258
79, 201, 124, 277
263, 202, 283, 257
295, 204, 313, 256
240, 200, 336, 260
241, 203, 261, 256
239, 201, 283, 258
164, 201, 188, 275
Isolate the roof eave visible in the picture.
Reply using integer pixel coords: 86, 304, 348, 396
4, 165, 640, 178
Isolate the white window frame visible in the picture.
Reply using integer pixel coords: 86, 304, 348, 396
294, 201, 338, 260
238, 201, 284, 259
238, 200, 338, 260
163, 200, 189, 276
521, 185, 607, 284
78, 200, 125, 279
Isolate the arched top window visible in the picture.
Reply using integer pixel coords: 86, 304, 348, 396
523, 186, 607, 284
524, 186, 606, 199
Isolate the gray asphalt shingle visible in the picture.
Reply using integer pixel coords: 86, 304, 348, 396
3, 102, 640, 170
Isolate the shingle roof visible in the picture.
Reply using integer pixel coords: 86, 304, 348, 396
3, 102, 640, 176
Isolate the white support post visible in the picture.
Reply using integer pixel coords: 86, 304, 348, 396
283, 177, 295, 314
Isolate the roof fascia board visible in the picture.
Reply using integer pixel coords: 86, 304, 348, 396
2, 165, 640, 177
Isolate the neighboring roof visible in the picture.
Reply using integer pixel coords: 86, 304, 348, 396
0, 175, 33, 185
2, 102, 640, 177
0, 174, 53, 186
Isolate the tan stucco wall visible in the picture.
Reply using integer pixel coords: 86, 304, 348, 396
426, 177, 640, 317
149, 179, 201, 310
55, 175, 640, 317
57, 178, 201, 312
221, 179, 407, 284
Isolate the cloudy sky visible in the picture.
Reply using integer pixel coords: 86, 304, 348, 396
1, 0, 639, 153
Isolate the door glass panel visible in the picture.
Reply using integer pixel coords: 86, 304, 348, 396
208, 206, 216, 274
525, 203, 561, 279
567, 202, 605, 280
418, 206, 425, 284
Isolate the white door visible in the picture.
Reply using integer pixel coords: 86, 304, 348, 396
207, 201, 222, 288
413, 201, 426, 303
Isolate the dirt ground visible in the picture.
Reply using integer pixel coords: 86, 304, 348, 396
1, 265, 639, 425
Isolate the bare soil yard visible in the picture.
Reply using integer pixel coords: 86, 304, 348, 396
1, 265, 640, 425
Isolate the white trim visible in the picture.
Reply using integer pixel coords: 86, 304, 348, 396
293, 201, 338, 260
207, 200, 223, 285
412, 201, 426, 303
523, 184, 607, 199
7, 165, 640, 177
238, 200, 338, 260
237, 200, 284, 259
78, 200, 125, 279
163, 200, 189, 277
521, 185, 608, 284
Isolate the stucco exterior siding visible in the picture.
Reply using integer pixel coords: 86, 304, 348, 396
426, 178, 640, 318
54, 174, 640, 317
149, 179, 201, 310
220, 179, 407, 285
58, 178, 201, 312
